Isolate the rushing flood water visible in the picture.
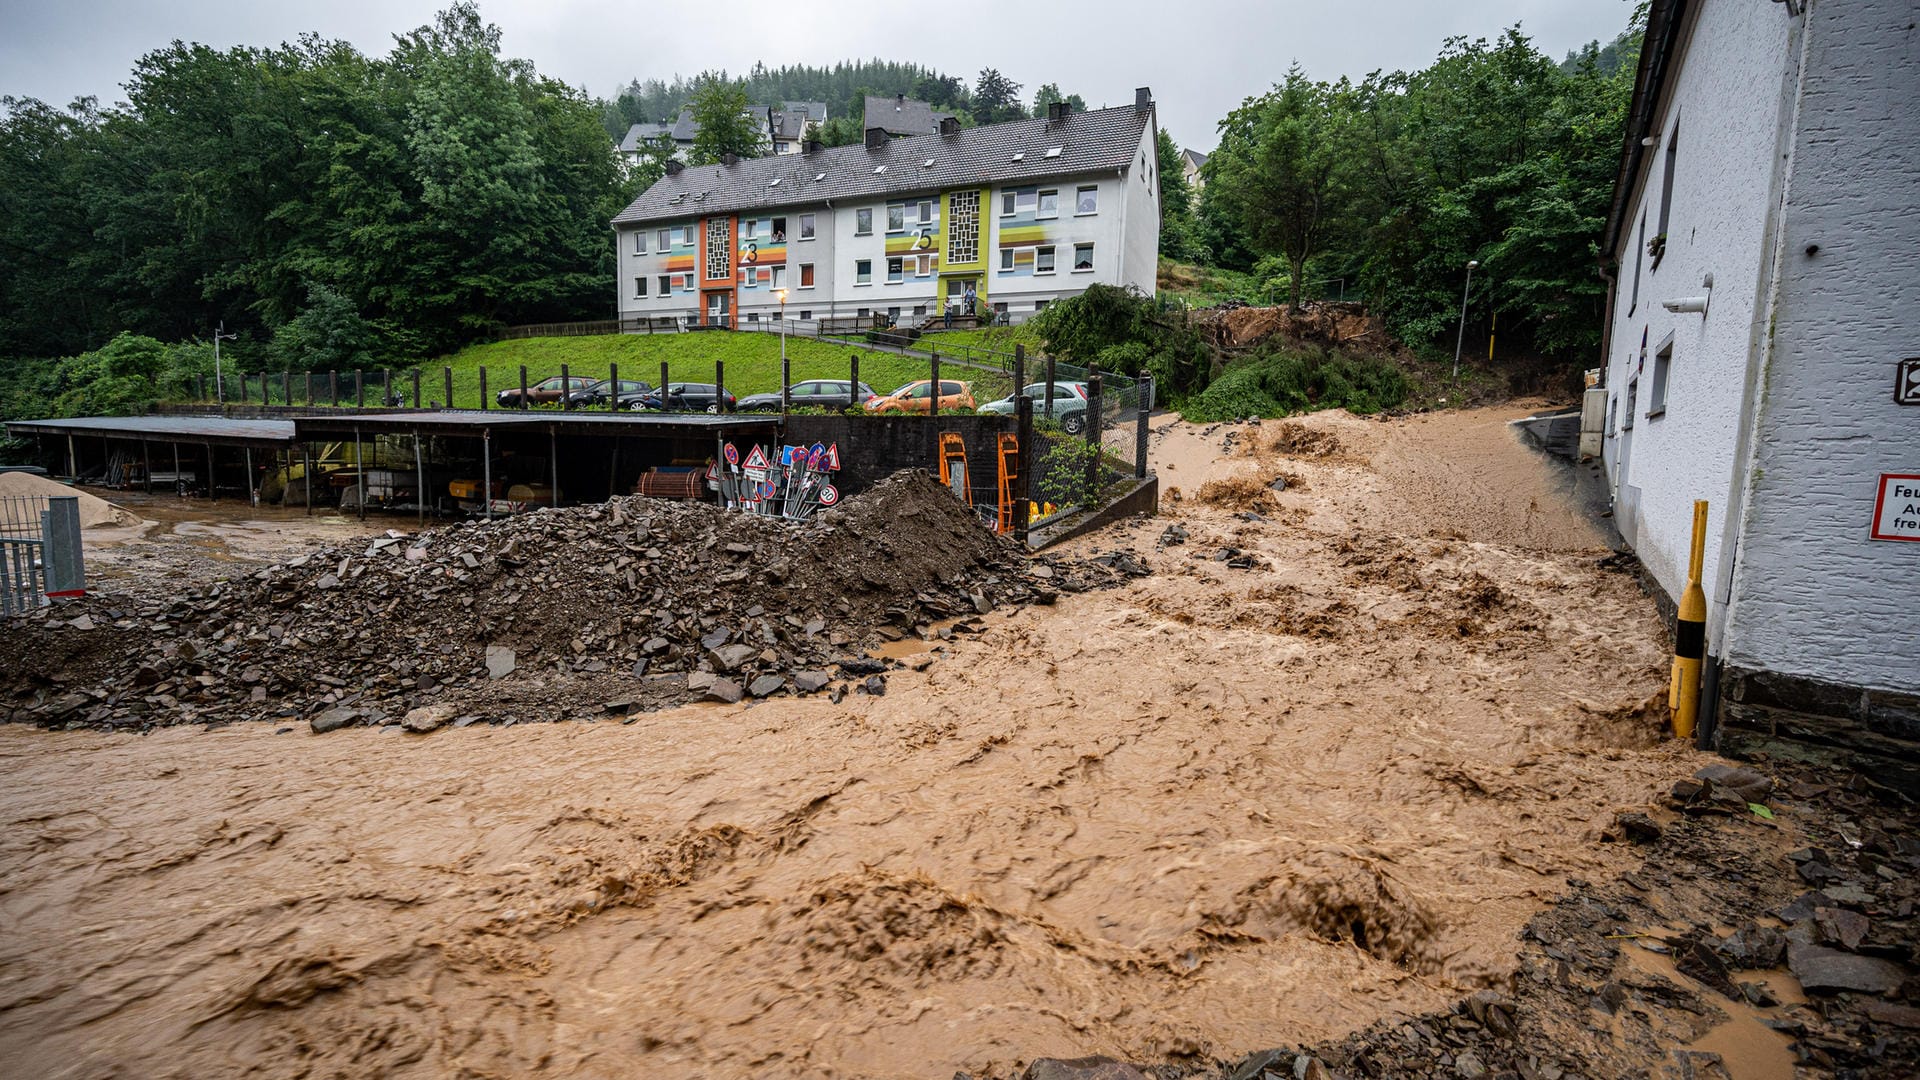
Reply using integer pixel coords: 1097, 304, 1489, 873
0, 408, 1688, 1078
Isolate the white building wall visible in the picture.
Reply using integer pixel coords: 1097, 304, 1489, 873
985, 174, 1131, 315
1599, 0, 1792, 620
1722, 0, 1920, 693
616, 220, 701, 325
1120, 118, 1163, 300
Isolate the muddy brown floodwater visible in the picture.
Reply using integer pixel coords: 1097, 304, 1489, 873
0, 406, 1700, 1078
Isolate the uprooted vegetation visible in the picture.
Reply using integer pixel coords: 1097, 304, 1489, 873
1182, 346, 1411, 423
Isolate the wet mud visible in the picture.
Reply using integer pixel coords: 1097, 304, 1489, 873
0, 406, 1700, 1078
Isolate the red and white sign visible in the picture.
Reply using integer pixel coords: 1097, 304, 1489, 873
1870, 473, 1920, 542
817, 483, 840, 507
743, 444, 770, 471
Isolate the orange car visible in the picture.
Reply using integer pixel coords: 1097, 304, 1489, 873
864, 379, 975, 414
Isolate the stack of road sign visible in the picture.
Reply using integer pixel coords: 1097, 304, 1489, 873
708, 440, 841, 521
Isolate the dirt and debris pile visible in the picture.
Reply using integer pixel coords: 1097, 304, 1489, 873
1195, 301, 1386, 354
1, 470, 1142, 731
0, 472, 145, 529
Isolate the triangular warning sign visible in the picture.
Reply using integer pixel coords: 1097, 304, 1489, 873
743, 444, 770, 470
823, 443, 841, 471
705, 459, 719, 479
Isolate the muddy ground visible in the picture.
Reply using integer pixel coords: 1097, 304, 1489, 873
1, 405, 1912, 1079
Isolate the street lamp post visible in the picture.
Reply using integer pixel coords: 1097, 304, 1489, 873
1452, 260, 1480, 380
213, 322, 238, 404
775, 288, 790, 415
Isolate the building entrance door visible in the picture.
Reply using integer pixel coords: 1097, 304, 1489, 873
705, 291, 731, 328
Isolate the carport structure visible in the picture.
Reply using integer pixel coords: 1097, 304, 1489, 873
3, 415, 297, 499
287, 410, 780, 520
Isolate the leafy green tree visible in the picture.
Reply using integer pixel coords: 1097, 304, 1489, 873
1209, 68, 1351, 311
1032, 83, 1087, 115
687, 75, 766, 163
1155, 128, 1204, 261
970, 69, 1025, 124
271, 284, 377, 370
1031, 284, 1214, 394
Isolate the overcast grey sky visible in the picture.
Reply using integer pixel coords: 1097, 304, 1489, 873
0, 0, 1636, 150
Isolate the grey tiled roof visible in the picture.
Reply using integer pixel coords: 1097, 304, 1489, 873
619, 123, 674, 153
614, 104, 1151, 226
863, 95, 953, 136
1182, 149, 1208, 169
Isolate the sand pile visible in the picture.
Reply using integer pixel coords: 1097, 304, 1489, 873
0, 471, 144, 529
1, 470, 1140, 730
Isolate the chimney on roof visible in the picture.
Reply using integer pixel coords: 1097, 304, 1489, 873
1048, 101, 1070, 124
804, 138, 822, 155
665, 159, 684, 175
1134, 87, 1153, 116
895, 93, 906, 107
865, 126, 889, 150
939, 116, 960, 137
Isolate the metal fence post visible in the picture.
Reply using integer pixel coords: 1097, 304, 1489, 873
412, 369, 421, 409
1044, 356, 1057, 420
357, 371, 367, 409
660, 362, 669, 405
609, 362, 619, 411
480, 366, 489, 410
1015, 395, 1033, 547
849, 354, 860, 411
1136, 374, 1153, 480
41, 496, 84, 598
930, 351, 940, 417
519, 365, 528, 409
561, 363, 571, 410
1085, 373, 1103, 498
715, 361, 725, 413
329, 370, 339, 407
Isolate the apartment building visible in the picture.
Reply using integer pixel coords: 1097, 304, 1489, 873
617, 101, 828, 166
611, 91, 1161, 330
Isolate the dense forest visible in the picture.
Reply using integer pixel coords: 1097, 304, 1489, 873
0, 0, 1643, 426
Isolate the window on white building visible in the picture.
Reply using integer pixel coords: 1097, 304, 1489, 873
1001, 249, 1015, 270
887, 257, 904, 283
1648, 337, 1673, 418
887, 204, 905, 233
856, 208, 873, 235
915, 254, 932, 276
634, 277, 647, 297
658, 275, 672, 295
1038, 190, 1058, 218
855, 259, 872, 284
916, 199, 933, 223
1630, 212, 1644, 314
633, 232, 647, 254
1073, 243, 1094, 271
1076, 186, 1098, 215
657, 228, 670, 250
1655, 121, 1678, 270
772, 266, 786, 290
1036, 246, 1056, 274
1001, 191, 1016, 216
799, 213, 815, 239
799, 263, 815, 287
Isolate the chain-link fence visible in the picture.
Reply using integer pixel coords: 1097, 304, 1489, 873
186, 369, 405, 408
1020, 360, 1154, 522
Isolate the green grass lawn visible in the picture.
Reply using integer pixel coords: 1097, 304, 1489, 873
362, 331, 1016, 410
911, 324, 1045, 357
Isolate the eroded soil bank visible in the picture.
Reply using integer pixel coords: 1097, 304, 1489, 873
0, 406, 1732, 1078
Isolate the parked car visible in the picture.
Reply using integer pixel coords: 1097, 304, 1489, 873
864, 379, 976, 414
497, 375, 595, 409
566, 378, 655, 408
631, 382, 738, 413
977, 381, 1092, 433
736, 380, 878, 412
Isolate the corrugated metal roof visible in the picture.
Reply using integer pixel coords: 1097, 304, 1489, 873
3, 414, 297, 446
614, 103, 1151, 226
291, 410, 778, 439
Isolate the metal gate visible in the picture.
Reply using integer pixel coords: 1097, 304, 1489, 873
0, 494, 85, 616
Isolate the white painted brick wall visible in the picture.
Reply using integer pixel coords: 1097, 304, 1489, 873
1724, 0, 1920, 693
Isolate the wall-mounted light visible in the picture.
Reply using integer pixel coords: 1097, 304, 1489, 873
1661, 272, 1714, 315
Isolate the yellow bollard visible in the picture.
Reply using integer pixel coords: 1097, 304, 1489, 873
1671, 500, 1709, 738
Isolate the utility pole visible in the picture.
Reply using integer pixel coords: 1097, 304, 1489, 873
1451, 260, 1479, 381
213, 322, 238, 405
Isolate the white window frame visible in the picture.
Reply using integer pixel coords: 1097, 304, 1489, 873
1072, 243, 1094, 271
771, 265, 786, 290
855, 208, 873, 236
1037, 190, 1058, 219
799, 263, 815, 288
657, 274, 673, 295
916, 199, 933, 224
855, 259, 873, 285
1001, 191, 1016, 216
633, 231, 647, 255
887, 204, 905, 233
915, 254, 933, 277
634, 276, 647, 297
1648, 335, 1674, 418
799, 213, 815, 240
886, 257, 904, 283
1035, 245, 1056, 275
1075, 185, 1098, 215
743, 219, 759, 240
1000, 249, 1015, 271
657, 228, 670, 250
